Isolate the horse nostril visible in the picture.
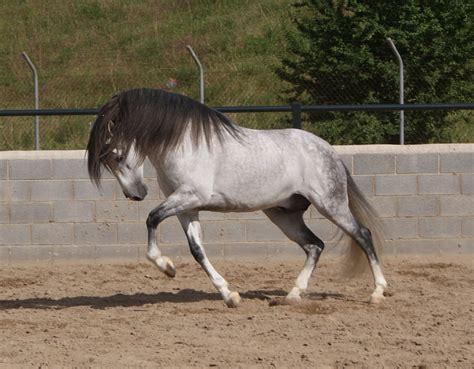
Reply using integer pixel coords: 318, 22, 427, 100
131, 195, 143, 201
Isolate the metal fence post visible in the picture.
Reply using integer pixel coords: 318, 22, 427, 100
387, 38, 405, 145
21, 52, 40, 150
291, 102, 302, 129
186, 45, 204, 104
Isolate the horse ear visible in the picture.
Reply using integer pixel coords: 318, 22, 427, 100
106, 120, 114, 144
107, 120, 115, 136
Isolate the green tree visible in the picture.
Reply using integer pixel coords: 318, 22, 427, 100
278, 0, 473, 144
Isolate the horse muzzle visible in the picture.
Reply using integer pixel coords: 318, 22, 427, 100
123, 184, 148, 201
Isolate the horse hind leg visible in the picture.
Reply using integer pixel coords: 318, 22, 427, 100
263, 207, 324, 301
309, 193, 387, 304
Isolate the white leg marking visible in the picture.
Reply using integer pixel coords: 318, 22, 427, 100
146, 227, 176, 278
287, 246, 319, 301
369, 260, 387, 304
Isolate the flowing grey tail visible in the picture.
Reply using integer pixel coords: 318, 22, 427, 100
343, 165, 385, 277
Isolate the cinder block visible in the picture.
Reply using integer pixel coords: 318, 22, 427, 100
390, 238, 473, 255
53, 201, 95, 222
52, 159, 88, 179
117, 222, 147, 244
73, 179, 116, 200
9, 159, 51, 180
96, 244, 140, 260
0, 224, 31, 245
0, 246, 10, 265
338, 154, 353, 173
368, 196, 397, 217
1, 181, 30, 201
440, 153, 473, 173
418, 174, 460, 195
387, 239, 441, 254
273, 242, 306, 257
382, 218, 418, 240
52, 245, 97, 262
437, 239, 474, 254
0, 160, 7, 180
352, 175, 374, 196
461, 174, 473, 195
10, 202, 52, 223
461, 217, 474, 237
96, 201, 139, 222
74, 223, 117, 245
307, 219, 338, 241
223, 242, 268, 258
375, 175, 417, 195
31, 180, 73, 201
32, 223, 74, 245
202, 220, 246, 243
10, 245, 53, 263
143, 178, 162, 200
353, 154, 395, 175
138, 200, 160, 221
397, 196, 439, 217
0, 204, 9, 223
440, 195, 474, 216
160, 219, 186, 243
0, 181, 5, 201
396, 154, 438, 174
246, 220, 288, 242
419, 217, 461, 239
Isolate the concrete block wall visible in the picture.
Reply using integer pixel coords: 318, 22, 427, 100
0, 144, 472, 264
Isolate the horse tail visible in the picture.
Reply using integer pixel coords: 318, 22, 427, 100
342, 165, 385, 277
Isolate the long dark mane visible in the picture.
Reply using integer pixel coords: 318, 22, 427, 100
87, 88, 241, 186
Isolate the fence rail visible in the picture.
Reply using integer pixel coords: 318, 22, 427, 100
2, 103, 473, 117
1, 103, 473, 148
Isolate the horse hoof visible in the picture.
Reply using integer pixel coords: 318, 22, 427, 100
286, 294, 302, 303
152, 256, 176, 278
286, 288, 302, 302
369, 293, 385, 304
225, 292, 241, 308
162, 257, 176, 278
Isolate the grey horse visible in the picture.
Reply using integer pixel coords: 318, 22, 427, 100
87, 88, 387, 308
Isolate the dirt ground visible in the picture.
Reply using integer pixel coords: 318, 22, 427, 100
0, 254, 472, 369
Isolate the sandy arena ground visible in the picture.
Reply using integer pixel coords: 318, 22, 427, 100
0, 254, 472, 368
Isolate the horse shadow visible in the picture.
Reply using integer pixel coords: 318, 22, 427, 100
0, 288, 346, 311
0, 289, 282, 310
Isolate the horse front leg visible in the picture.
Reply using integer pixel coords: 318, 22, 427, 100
146, 222, 176, 278
178, 212, 241, 308
145, 189, 200, 278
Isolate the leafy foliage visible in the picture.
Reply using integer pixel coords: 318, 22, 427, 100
278, 0, 474, 144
